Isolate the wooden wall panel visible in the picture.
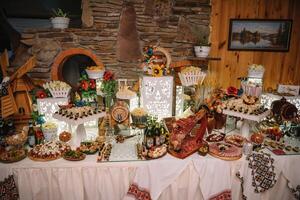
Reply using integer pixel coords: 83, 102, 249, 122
209, 0, 300, 90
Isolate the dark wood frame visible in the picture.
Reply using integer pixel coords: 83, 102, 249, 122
228, 19, 293, 52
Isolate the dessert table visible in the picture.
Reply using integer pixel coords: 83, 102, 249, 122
53, 112, 106, 146
222, 109, 270, 137
0, 149, 299, 200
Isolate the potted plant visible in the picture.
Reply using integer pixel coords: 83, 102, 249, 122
51, 8, 70, 29
194, 36, 211, 58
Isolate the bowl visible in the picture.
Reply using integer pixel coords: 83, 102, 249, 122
85, 69, 104, 79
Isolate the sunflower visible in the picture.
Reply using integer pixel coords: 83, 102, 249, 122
151, 65, 163, 77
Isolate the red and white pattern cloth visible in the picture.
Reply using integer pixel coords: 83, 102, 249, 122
209, 190, 231, 200
0, 175, 19, 200
128, 183, 151, 200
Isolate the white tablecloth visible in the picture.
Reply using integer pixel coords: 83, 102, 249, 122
0, 150, 299, 200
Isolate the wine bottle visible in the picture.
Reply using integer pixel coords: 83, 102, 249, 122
28, 120, 36, 148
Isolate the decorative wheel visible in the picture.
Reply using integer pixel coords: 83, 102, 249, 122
112, 105, 129, 123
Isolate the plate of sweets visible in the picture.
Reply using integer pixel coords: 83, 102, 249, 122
146, 144, 168, 159
63, 149, 86, 161
205, 133, 225, 142
28, 141, 70, 161
0, 148, 27, 163
224, 134, 246, 148
79, 141, 103, 154
97, 143, 113, 162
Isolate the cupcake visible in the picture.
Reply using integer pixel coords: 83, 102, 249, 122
131, 108, 148, 125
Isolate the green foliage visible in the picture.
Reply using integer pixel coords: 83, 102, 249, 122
52, 8, 68, 18
101, 80, 117, 96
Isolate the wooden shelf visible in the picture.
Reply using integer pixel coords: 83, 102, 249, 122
185, 57, 221, 61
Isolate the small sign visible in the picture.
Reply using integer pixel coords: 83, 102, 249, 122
277, 85, 300, 96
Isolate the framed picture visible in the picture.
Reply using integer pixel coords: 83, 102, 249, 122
228, 19, 292, 51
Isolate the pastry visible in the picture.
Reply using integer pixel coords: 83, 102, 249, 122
28, 141, 70, 161
147, 144, 167, 159
224, 134, 246, 147
285, 145, 292, 151
209, 142, 242, 160
97, 143, 112, 162
293, 146, 300, 152
205, 133, 225, 142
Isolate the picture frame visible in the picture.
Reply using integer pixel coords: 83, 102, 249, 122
228, 19, 293, 51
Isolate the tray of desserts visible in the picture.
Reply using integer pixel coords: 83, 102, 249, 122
264, 139, 300, 155
97, 143, 113, 162
138, 144, 168, 160
53, 105, 105, 125
222, 96, 270, 121
28, 141, 71, 161
0, 148, 27, 163
224, 134, 247, 148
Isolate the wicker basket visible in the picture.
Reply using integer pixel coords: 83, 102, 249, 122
49, 89, 71, 98
178, 70, 206, 86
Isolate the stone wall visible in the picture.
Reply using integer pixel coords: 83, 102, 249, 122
19, 0, 211, 80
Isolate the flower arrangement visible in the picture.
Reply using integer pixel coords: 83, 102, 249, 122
204, 88, 229, 114
29, 89, 47, 126
101, 70, 117, 108
142, 46, 171, 77
79, 74, 97, 101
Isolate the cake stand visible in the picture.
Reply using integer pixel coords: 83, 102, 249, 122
53, 112, 106, 147
222, 109, 270, 138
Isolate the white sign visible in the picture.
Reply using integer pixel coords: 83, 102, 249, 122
277, 84, 300, 96
141, 76, 173, 119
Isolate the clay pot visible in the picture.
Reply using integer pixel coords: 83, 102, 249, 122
214, 113, 226, 129
207, 115, 216, 134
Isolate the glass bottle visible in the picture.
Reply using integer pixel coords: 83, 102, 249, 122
28, 120, 36, 148
154, 123, 161, 146
145, 125, 154, 149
